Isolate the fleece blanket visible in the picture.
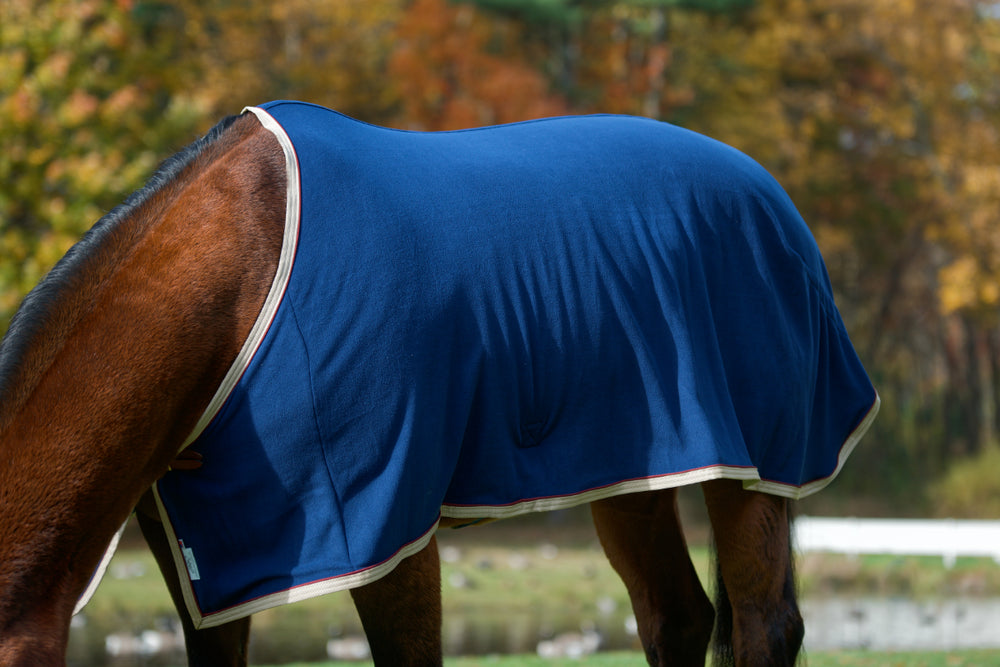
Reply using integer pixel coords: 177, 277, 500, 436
149, 100, 878, 628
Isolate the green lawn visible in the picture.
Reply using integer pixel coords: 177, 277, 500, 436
261, 649, 1000, 667
71, 516, 1000, 666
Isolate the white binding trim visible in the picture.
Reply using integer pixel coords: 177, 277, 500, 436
177, 388, 877, 626
176, 106, 302, 453
73, 107, 300, 618
156, 105, 302, 628
442, 392, 882, 517
152, 484, 203, 624
442, 465, 761, 519
155, 485, 441, 629
73, 521, 126, 616
192, 519, 440, 629
749, 391, 881, 499
164, 393, 879, 627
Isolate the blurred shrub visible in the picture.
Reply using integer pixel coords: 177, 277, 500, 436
931, 445, 1000, 518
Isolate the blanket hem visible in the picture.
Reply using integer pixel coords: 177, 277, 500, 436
173, 387, 876, 627
154, 395, 880, 629
192, 518, 441, 629
441, 464, 758, 518
750, 392, 880, 500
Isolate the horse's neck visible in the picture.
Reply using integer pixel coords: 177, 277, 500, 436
0, 115, 285, 639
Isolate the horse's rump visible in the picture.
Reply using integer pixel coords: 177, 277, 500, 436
145, 101, 877, 628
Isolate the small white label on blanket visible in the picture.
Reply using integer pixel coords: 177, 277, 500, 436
179, 540, 201, 581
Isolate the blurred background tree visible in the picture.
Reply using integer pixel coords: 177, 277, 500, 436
0, 0, 206, 322
388, 0, 568, 129
2, 0, 1000, 514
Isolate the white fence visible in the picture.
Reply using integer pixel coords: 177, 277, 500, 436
794, 517, 1000, 567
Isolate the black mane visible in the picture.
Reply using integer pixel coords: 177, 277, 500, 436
0, 114, 241, 409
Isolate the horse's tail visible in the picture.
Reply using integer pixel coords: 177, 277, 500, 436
710, 501, 802, 666
710, 537, 735, 667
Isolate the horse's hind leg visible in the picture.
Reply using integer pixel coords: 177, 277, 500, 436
702, 479, 803, 666
591, 489, 715, 666
135, 493, 250, 667
350, 535, 443, 666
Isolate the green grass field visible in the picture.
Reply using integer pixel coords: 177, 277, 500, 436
71, 516, 1000, 666
259, 649, 1000, 666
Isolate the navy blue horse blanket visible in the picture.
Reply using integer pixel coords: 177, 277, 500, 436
147, 100, 878, 627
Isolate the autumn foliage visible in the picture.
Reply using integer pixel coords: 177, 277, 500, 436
3, 0, 1000, 508
389, 0, 568, 129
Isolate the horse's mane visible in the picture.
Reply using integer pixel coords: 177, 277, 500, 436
0, 114, 242, 428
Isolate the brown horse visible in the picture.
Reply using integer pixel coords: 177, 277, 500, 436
0, 107, 874, 666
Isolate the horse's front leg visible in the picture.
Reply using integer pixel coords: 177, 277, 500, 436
135, 491, 250, 667
702, 479, 803, 666
350, 535, 443, 666
591, 489, 715, 666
